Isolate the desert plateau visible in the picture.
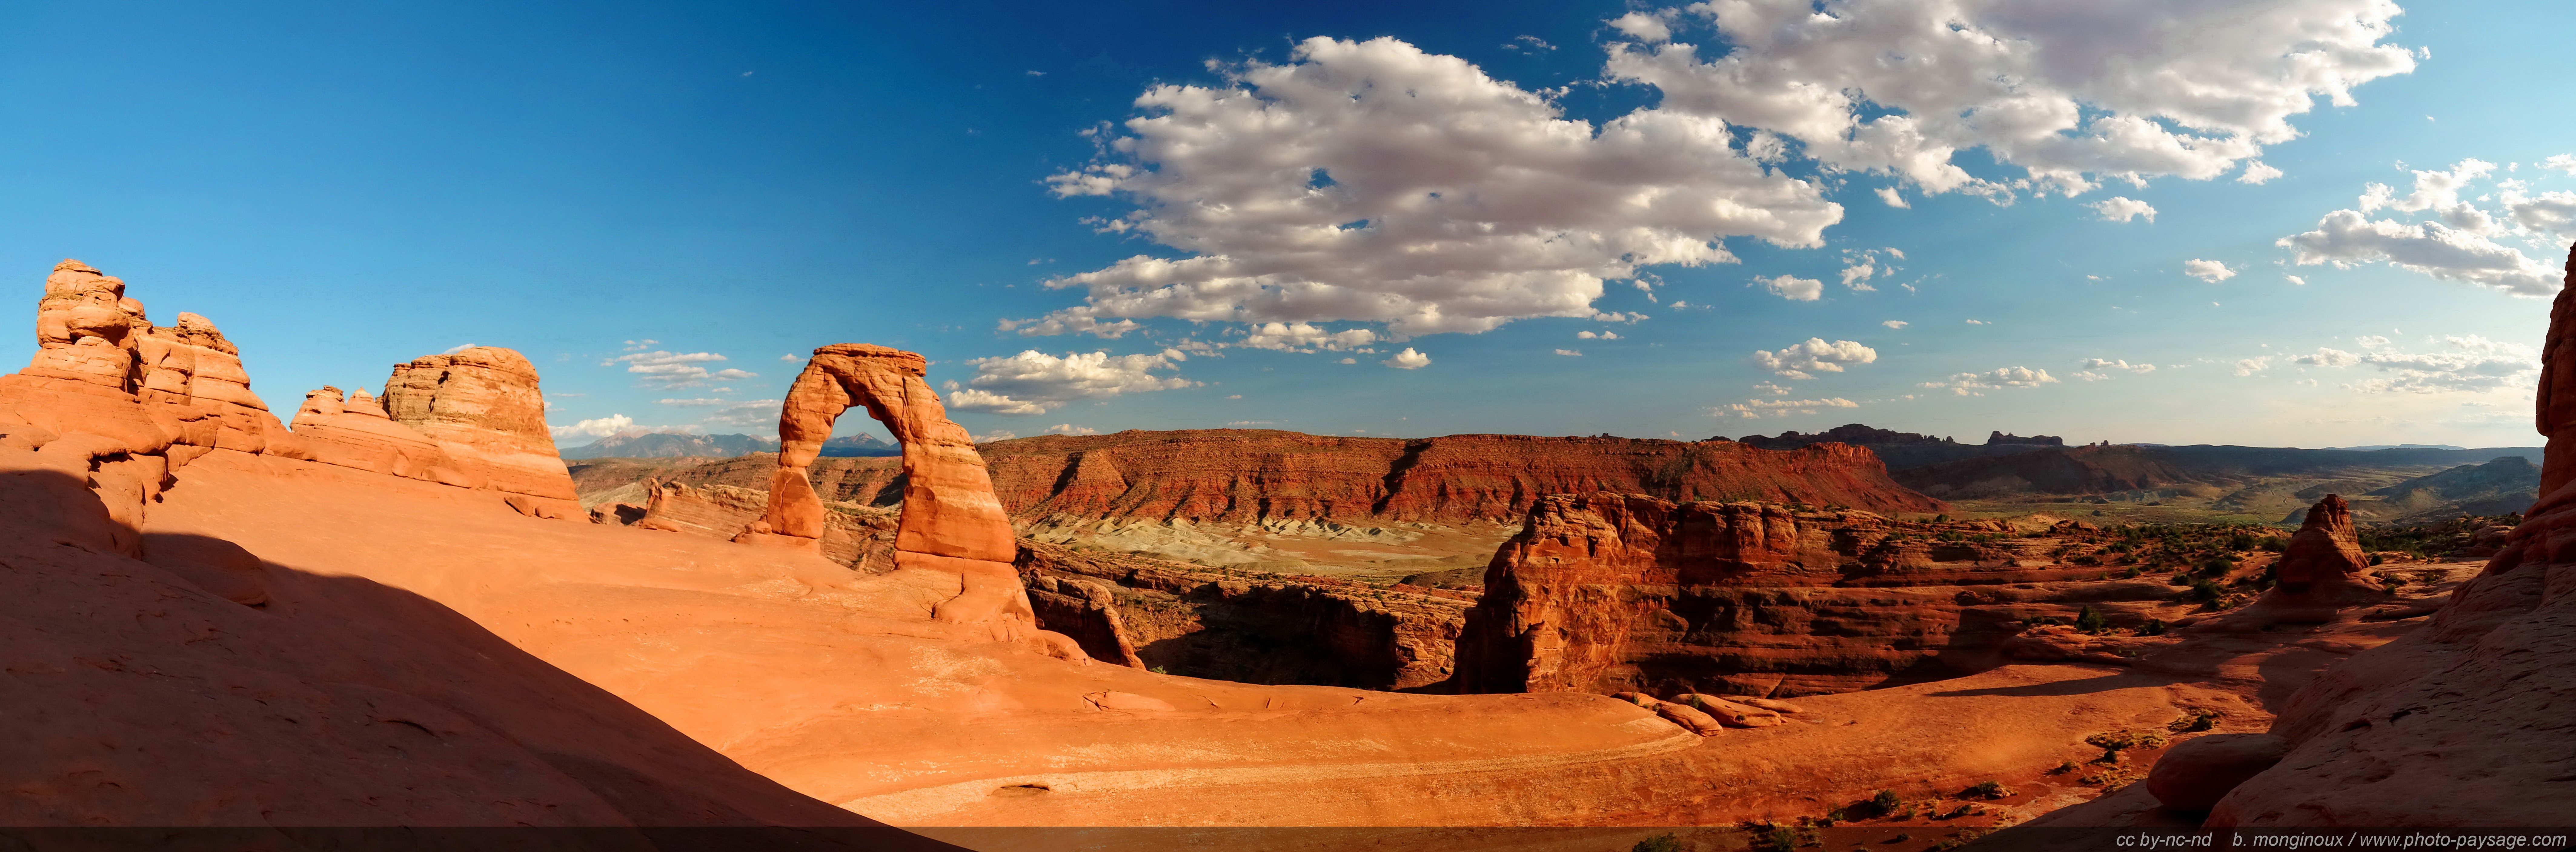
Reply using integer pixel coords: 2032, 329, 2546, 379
9, 2, 2574, 850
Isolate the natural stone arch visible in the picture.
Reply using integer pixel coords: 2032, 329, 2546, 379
754, 344, 1074, 654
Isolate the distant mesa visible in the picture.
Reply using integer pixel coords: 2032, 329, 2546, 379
560, 431, 896, 460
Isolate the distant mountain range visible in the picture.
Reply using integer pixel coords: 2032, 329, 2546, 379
558, 432, 898, 460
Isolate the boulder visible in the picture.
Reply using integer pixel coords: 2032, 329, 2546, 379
2147, 734, 2289, 812
1678, 694, 1786, 727
1652, 701, 1726, 736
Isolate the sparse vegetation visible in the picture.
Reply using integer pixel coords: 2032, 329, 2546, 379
2074, 605, 2108, 634
1632, 832, 1682, 852
1962, 780, 2013, 800
2168, 710, 2220, 733
2084, 729, 2169, 763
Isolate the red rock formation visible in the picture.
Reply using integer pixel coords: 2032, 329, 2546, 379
759, 344, 1079, 658
2270, 494, 2369, 594
2212, 244, 2576, 825
290, 348, 580, 516
381, 347, 575, 500
1453, 492, 2188, 696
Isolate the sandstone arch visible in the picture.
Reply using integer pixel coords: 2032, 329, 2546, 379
755, 344, 1071, 653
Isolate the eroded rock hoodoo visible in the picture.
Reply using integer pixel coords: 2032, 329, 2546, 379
755, 344, 1082, 657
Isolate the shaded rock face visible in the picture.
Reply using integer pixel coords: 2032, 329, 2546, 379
2213, 243, 2576, 825
760, 344, 1080, 659
1017, 541, 1469, 689
1452, 493, 2182, 697
2272, 494, 2369, 594
380, 347, 573, 500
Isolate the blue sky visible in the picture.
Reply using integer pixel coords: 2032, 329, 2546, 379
4, 1, 2571, 449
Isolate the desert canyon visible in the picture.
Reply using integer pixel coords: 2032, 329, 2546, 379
5, 251, 2572, 849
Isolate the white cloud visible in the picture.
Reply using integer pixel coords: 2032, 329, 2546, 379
1576, 330, 1622, 340
2292, 347, 2361, 367
1752, 381, 1792, 395
1235, 321, 1378, 351
1882, 320, 1908, 329
1029, 36, 1841, 339
971, 430, 1018, 442
946, 349, 1200, 416
1608, 11, 1673, 43
1383, 348, 1432, 369
2089, 197, 2157, 223
2239, 161, 2284, 185
2233, 357, 2272, 376
1751, 338, 1878, 379
1874, 187, 1910, 208
1717, 397, 1859, 418
1838, 248, 1897, 291
549, 414, 635, 441
1964, 319, 1989, 325
1555, 348, 1583, 357
2290, 334, 2540, 393
2278, 210, 2559, 296
2279, 158, 2566, 296
1338, 357, 1358, 364
1920, 366, 2057, 395
2284, 274, 2306, 285
1042, 424, 1100, 436
1753, 274, 1824, 301
1605, 0, 2415, 198
2184, 259, 2237, 283
2356, 335, 2391, 347
606, 351, 757, 388
780, 354, 801, 361
2545, 154, 2576, 176
2076, 358, 2156, 380
442, 343, 480, 354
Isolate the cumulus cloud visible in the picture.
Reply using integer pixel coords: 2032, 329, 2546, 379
2074, 358, 2156, 381
2239, 161, 2284, 185
606, 351, 757, 388
946, 349, 1200, 416
2545, 154, 2576, 176
1717, 397, 1859, 418
1604, 0, 2415, 198
1753, 274, 1824, 301
1235, 321, 1378, 351
2089, 197, 2157, 223
2233, 357, 2272, 376
1042, 424, 1100, 436
2289, 334, 2540, 393
1874, 187, 1910, 208
1555, 348, 1583, 357
1921, 366, 2057, 395
1608, 11, 1673, 43
1882, 320, 1908, 329
1030, 36, 1841, 339
2184, 259, 2237, 283
1383, 348, 1432, 369
549, 414, 636, 441
2278, 158, 2567, 296
1752, 381, 1792, 395
971, 430, 1019, 442
1838, 248, 1899, 291
1751, 338, 1877, 379
1576, 330, 1622, 340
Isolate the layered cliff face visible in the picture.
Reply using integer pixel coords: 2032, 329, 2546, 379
622, 429, 1942, 536
2205, 246, 2576, 825
1453, 493, 2201, 697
